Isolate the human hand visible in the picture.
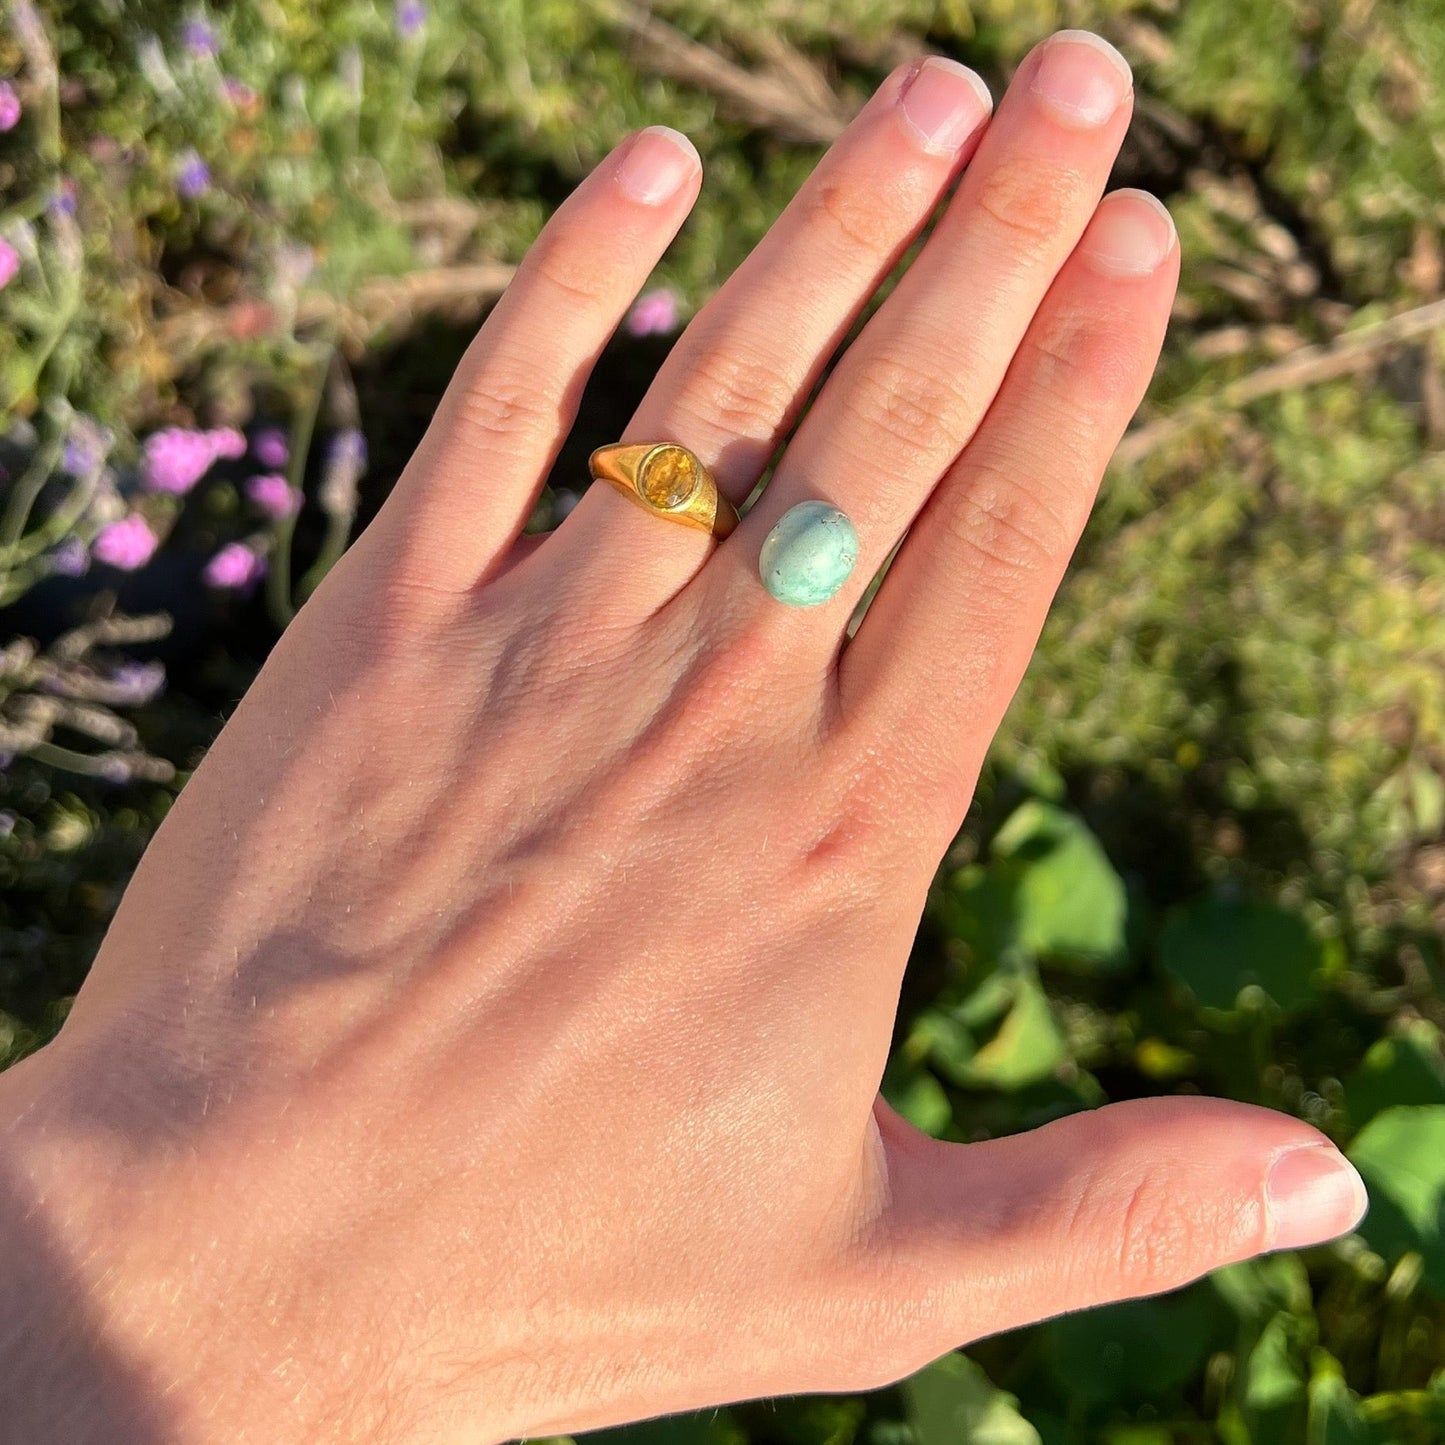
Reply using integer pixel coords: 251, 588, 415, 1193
0, 30, 1366, 1444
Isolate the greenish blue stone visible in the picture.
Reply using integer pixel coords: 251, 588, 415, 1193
758, 500, 859, 608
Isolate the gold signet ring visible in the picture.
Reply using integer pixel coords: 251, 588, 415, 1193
588, 442, 739, 539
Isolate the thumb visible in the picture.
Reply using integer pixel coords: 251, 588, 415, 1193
851, 1095, 1367, 1379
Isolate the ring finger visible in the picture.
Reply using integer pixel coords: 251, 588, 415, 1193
547, 57, 994, 600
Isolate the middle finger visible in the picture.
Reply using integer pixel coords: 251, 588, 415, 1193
707, 31, 1135, 631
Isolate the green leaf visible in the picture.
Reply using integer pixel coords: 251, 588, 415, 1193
991, 801, 1129, 972
1212, 1251, 1313, 1322
1343, 1023, 1445, 1128
581, 1412, 746, 1445
902, 1352, 1041, 1445
959, 971, 1068, 1091
1158, 896, 1323, 1013
952, 969, 1019, 1030
1307, 1354, 1390, 1445
911, 1007, 980, 1084
1243, 1311, 1308, 1411
736, 1397, 865, 1445
1347, 1105, 1445, 1294
944, 864, 1020, 968
1407, 762, 1445, 840
881, 1065, 953, 1138
1043, 1289, 1221, 1405
913, 969, 1068, 1094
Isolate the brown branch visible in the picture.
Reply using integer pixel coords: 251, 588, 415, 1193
153, 262, 518, 361
601, 0, 852, 144
1117, 297, 1445, 467
52, 612, 171, 664
311, 262, 518, 345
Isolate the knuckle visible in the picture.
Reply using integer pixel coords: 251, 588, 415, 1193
937, 458, 1076, 582
1105, 1172, 1196, 1293
972, 156, 1090, 258
839, 351, 978, 464
810, 175, 911, 258
794, 745, 894, 881
452, 369, 562, 452
1025, 304, 1150, 404
680, 341, 797, 441
526, 231, 613, 313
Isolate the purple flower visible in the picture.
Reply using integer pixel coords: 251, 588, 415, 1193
48, 178, 77, 217
0, 81, 20, 133
245, 472, 299, 520
108, 660, 166, 706
319, 428, 367, 516
252, 426, 289, 468
333, 428, 367, 471
92, 515, 159, 571
209, 426, 246, 460
62, 415, 109, 476
203, 541, 266, 591
0, 810, 16, 840
0, 238, 18, 291
142, 427, 215, 493
175, 148, 211, 199
50, 535, 89, 576
181, 18, 218, 57
396, 0, 427, 38
625, 287, 681, 337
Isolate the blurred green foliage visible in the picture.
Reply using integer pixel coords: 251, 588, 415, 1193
2, 0, 1444, 1440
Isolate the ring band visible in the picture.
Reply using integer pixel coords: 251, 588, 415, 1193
588, 442, 739, 539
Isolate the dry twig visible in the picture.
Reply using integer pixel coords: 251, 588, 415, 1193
600, 0, 853, 144
1119, 296, 1445, 466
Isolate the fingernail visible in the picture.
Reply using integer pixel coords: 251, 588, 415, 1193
617, 126, 701, 205
899, 57, 993, 155
1265, 1144, 1368, 1252
1080, 190, 1177, 275
1030, 30, 1132, 128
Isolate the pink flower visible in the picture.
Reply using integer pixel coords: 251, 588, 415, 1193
141, 426, 247, 493
252, 427, 289, 468
245, 472, 299, 520
221, 76, 259, 113
625, 287, 680, 337
209, 426, 246, 460
92, 515, 159, 571
203, 541, 265, 590
142, 427, 215, 493
0, 82, 19, 133
0, 238, 18, 290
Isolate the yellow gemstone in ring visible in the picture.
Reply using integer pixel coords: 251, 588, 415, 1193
637, 444, 701, 510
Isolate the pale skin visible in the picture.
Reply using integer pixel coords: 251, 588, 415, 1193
0, 31, 1367, 1444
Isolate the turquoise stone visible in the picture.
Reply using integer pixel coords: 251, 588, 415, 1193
759, 501, 859, 608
